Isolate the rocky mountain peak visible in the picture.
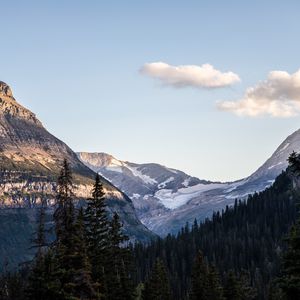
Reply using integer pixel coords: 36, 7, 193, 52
78, 152, 117, 168
0, 81, 13, 98
0, 81, 42, 126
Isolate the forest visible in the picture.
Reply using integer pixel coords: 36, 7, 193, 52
1, 153, 300, 300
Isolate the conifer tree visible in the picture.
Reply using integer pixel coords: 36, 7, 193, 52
190, 251, 209, 300
278, 220, 300, 299
276, 152, 300, 299
52, 159, 97, 299
26, 199, 59, 300
223, 271, 242, 300
107, 212, 134, 300
71, 207, 99, 299
207, 265, 224, 300
142, 259, 171, 300
84, 173, 109, 291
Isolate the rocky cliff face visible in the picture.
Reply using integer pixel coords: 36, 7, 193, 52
0, 82, 155, 268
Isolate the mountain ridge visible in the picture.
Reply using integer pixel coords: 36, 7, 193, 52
0, 81, 155, 268
78, 128, 300, 235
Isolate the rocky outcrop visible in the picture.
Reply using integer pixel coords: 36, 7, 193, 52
0, 81, 13, 98
0, 82, 155, 268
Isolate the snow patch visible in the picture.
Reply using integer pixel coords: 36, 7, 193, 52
268, 162, 283, 170
126, 165, 158, 185
158, 177, 175, 189
182, 178, 190, 187
105, 165, 123, 173
167, 168, 178, 174
279, 143, 290, 152
155, 183, 226, 209
131, 193, 141, 199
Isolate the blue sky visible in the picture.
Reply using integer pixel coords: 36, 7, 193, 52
1, 0, 300, 181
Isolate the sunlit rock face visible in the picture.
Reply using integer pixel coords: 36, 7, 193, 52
0, 81, 13, 98
0, 82, 155, 269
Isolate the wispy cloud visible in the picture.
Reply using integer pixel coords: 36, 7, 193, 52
140, 62, 240, 89
218, 69, 300, 117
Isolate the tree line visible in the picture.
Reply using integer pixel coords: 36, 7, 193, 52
133, 152, 300, 299
0, 159, 134, 300
1, 153, 300, 299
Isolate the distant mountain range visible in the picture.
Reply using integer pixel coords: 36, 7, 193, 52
1, 79, 299, 267
0, 81, 154, 268
78, 129, 299, 236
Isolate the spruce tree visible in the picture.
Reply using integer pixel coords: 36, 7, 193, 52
52, 159, 97, 299
107, 212, 134, 300
207, 265, 224, 300
277, 217, 300, 299
190, 251, 209, 300
142, 259, 171, 300
71, 207, 99, 299
277, 152, 300, 299
84, 173, 109, 293
223, 271, 242, 300
26, 199, 59, 300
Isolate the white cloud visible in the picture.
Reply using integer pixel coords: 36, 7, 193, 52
140, 62, 240, 89
218, 69, 300, 117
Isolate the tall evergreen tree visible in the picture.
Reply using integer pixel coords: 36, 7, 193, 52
26, 199, 59, 300
71, 208, 99, 299
277, 152, 300, 299
142, 259, 171, 300
107, 212, 134, 300
52, 159, 97, 299
207, 265, 224, 300
223, 271, 242, 300
189, 251, 209, 300
84, 173, 109, 292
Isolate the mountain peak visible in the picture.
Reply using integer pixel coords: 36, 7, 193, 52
0, 81, 13, 98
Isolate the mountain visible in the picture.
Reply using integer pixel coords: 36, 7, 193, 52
0, 81, 155, 268
77, 152, 216, 224
78, 129, 299, 236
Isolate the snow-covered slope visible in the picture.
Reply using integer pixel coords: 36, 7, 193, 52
77, 152, 213, 226
78, 129, 300, 236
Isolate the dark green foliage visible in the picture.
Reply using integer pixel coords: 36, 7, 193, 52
142, 259, 171, 300
84, 173, 109, 294
190, 252, 224, 300
276, 152, 300, 299
134, 171, 296, 299
26, 200, 60, 300
52, 159, 97, 299
278, 220, 300, 299
223, 271, 242, 300
106, 212, 134, 300
207, 265, 224, 300
0, 270, 25, 300
190, 251, 209, 300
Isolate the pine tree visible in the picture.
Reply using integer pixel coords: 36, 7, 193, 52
52, 159, 97, 299
71, 207, 99, 299
190, 251, 209, 300
207, 265, 224, 300
26, 199, 59, 300
239, 271, 257, 300
223, 271, 242, 300
142, 259, 171, 300
277, 218, 300, 299
107, 212, 134, 300
84, 173, 109, 293
276, 152, 300, 299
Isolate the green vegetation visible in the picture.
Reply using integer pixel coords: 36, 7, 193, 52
1, 153, 300, 299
